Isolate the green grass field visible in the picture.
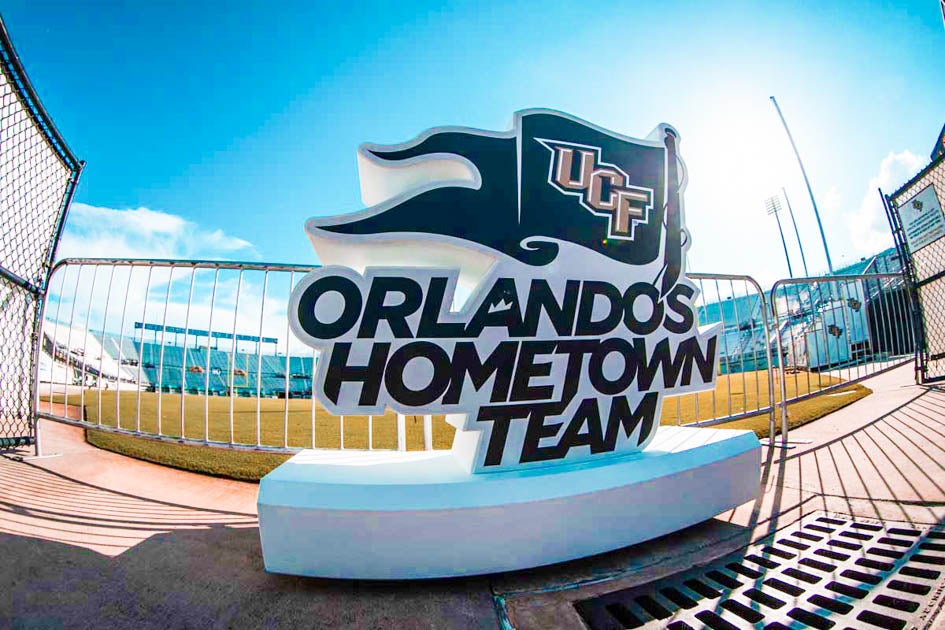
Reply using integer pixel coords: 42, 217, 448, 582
660, 367, 857, 425
73, 389, 455, 450
45, 368, 870, 481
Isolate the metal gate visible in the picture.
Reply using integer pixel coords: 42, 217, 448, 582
0, 16, 82, 447
885, 153, 945, 384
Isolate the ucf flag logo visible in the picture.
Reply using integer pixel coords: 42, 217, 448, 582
289, 109, 721, 473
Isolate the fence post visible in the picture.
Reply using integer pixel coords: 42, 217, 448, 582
397, 413, 406, 451
743, 276, 777, 442
424, 414, 433, 451
31, 290, 46, 457
770, 281, 791, 444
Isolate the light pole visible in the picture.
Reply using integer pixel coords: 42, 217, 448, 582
765, 195, 794, 277
782, 187, 809, 276
770, 96, 834, 274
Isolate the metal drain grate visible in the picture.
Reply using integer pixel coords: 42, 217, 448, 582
575, 512, 945, 629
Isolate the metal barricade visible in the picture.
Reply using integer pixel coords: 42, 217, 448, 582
769, 273, 916, 440
665, 274, 777, 437
38, 258, 440, 453
37, 259, 918, 453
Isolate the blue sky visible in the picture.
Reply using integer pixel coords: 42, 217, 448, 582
4, 0, 944, 286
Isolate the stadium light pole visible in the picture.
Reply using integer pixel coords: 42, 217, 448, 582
765, 195, 794, 278
770, 96, 834, 274
782, 187, 809, 276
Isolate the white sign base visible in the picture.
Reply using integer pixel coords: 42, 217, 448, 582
257, 426, 760, 579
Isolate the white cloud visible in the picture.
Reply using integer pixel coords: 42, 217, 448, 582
56, 203, 257, 261
45, 207, 315, 359
45, 261, 313, 360
847, 150, 926, 254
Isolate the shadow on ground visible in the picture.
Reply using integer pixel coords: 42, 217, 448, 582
7, 365, 945, 629
0, 526, 496, 630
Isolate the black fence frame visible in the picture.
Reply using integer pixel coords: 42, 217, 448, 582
0, 14, 83, 447
884, 153, 945, 385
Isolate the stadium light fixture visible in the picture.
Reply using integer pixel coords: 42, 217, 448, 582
765, 194, 794, 278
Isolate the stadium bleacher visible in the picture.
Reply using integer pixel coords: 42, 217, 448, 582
38, 329, 319, 398
124, 339, 316, 397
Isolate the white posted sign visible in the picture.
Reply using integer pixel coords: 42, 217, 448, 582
899, 184, 945, 253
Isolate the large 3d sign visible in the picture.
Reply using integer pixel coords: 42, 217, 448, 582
288, 109, 720, 472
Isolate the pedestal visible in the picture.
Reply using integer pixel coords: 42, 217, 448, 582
257, 426, 760, 579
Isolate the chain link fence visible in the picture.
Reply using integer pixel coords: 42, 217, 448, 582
0, 17, 82, 447
887, 155, 945, 383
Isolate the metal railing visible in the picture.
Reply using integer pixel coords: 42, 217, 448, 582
769, 272, 916, 439
37, 258, 451, 453
664, 273, 777, 436
36, 259, 917, 452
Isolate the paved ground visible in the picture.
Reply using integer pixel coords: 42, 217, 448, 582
3, 363, 945, 629
502, 364, 945, 628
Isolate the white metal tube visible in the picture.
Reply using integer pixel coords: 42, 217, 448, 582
424, 414, 433, 451
134, 267, 153, 433
228, 271, 243, 444
46, 268, 67, 416
63, 265, 83, 415
204, 269, 218, 443
115, 265, 133, 429
397, 413, 406, 452
255, 271, 269, 446
284, 271, 293, 449
79, 265, 99, 418
155, 267, 174, 436
96, 265, 115, 425
179, 267, 197, 440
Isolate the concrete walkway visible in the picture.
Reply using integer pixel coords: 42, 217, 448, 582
3, 364, 945, 629
502, 364, 945, 628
